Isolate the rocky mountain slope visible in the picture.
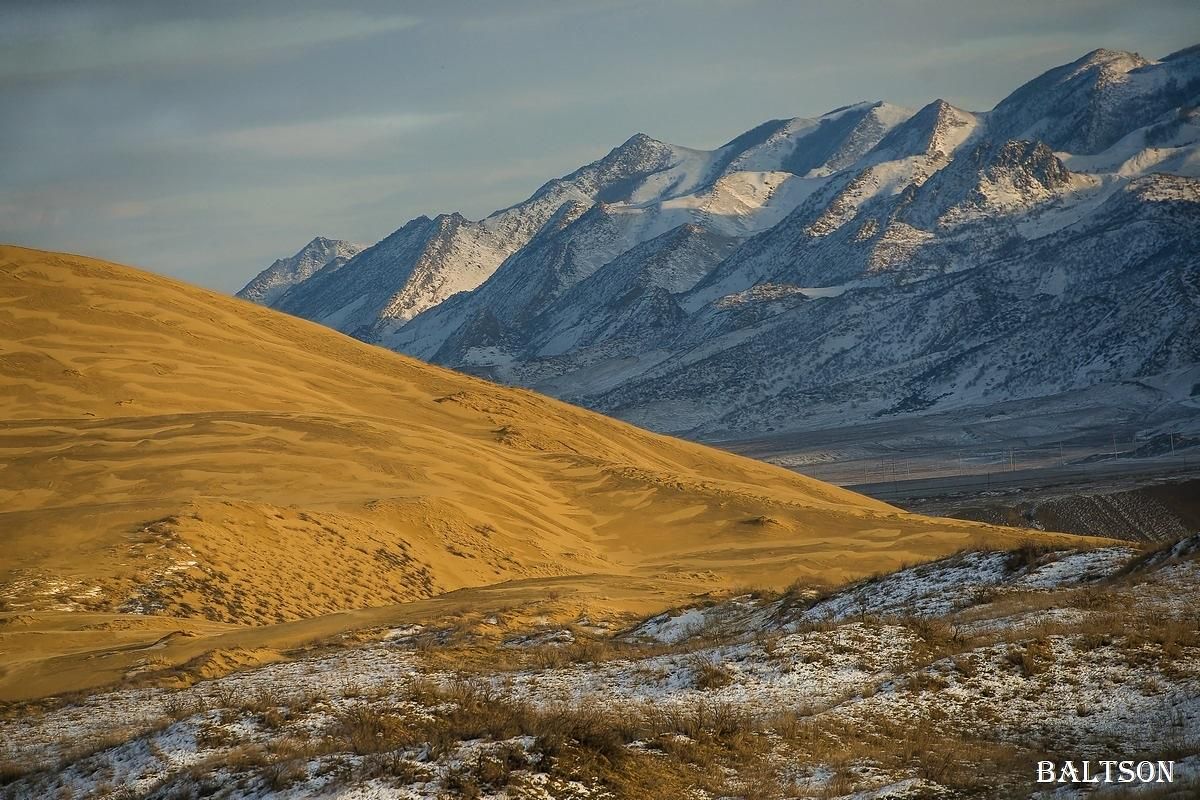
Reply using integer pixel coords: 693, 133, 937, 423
243, 46, 1200, 440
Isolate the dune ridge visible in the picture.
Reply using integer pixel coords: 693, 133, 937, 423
0, 245, 1105, 700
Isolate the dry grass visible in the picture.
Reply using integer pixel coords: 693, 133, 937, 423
1003, 638, 1055, 678
0, 761, 27, 787
1114, 534, 1196, 578
293, 679, 777, 797
1001, 542, 1063, 572
688, 655, 735, 690
332, 705, 419, 755
773, 711, 1033, 795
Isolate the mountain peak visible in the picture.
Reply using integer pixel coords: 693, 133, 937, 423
237, 236, 362, 305
623, 132, 658, 145
1076, 47, 1142, 65
869, 97, 977, 161
780, 100, 913, 177
433, 211, 468, 229
989, 44, 1171, 154
820, 101, 874, 118
1068, 48, 1150, 81
602, 132, 675, 165
301, 236, 348, 252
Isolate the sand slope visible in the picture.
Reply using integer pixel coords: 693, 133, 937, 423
0, 245, 1106, 699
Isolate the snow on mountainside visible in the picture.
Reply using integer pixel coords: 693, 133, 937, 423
589, 174, 1200, 436
236, 237, 361, 305
988, 46, 1200, 155
379, 103, 913, 360
241, 46, 1200, 440
259, 133, 689, 334
247, 104, 913, 344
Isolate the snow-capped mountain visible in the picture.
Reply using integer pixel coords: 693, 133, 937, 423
241, 45, 1200, 440
237, 237, 361, 305
248, 103, 912, 342
987, 46, 1200, 155
370, 102, 915, 358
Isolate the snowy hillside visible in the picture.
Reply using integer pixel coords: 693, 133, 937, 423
7, 538, 1199, 798
241, 45, 1200, 440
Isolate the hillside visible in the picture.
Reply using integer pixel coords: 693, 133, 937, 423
0, 245, 1110, 701
7, 537, 1197, 798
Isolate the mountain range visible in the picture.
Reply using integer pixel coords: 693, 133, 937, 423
239, 46, 1200, 440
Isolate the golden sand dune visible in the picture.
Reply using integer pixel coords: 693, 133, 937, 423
0, 245, 1104, 700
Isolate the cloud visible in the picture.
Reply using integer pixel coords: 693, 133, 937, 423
449, 0, 647, 31
0, 7, 419, 80
194, 112, 457, 159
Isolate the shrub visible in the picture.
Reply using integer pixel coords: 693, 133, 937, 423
1004, 543, 1058, 572
263, 760, 307, 790
952, 655, 978, 677
0, 760, 28, 786
689, 656, 734, 690
441, 764, 481, 799
161, 693, 204, 722
474, 744, 527, 787
332, 706, 416, 754
1004, 638, 1054, 677
905, 671, 950, 692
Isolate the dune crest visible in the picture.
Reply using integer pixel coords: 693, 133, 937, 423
0, 246, 1105, 699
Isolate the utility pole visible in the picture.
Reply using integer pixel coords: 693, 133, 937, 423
1112, 433, 1118, 461
1009, 448, 1014, 472
1058, 443, 1064, 466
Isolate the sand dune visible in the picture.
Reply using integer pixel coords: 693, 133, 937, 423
0, 245, 1106, 700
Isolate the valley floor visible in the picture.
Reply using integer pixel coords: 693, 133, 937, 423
717, 386, 1200, 489
720, 398, 1200, 543
3, 539, 1198, 800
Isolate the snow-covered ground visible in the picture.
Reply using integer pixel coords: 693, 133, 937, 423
3, 538, 1197, 799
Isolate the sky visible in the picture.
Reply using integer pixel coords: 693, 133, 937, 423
2, 1, 1198, 292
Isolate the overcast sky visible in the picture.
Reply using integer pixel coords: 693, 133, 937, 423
2, 1, 1197, 292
